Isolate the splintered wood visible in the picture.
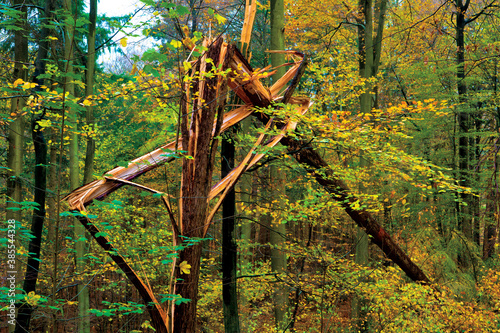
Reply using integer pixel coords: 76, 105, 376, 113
64, 40, 310, 214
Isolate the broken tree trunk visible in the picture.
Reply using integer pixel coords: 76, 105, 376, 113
281, 136, 430, 283
171, 37, 230, 333
64, 36, 429, 333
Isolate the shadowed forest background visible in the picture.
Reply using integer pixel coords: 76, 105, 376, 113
2, 0, 500, 332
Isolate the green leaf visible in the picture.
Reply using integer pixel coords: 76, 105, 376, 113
117, 161, 129, 167
175, 5, 190, 16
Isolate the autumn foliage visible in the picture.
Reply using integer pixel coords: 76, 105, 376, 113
2, 0, 500, 332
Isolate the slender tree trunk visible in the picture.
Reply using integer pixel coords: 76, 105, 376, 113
238, 117, 253, 332
15, 113, 48, 333
221, 128, 241, 332
270, 0, 289, 328
76, 0, 97, 331
84, 0, 97, 184
358, 0, 374, 115
6, 0, 27, 284
353, 0, 381, 328
483, 222, 497, 260
63, 0, 77, 189
63, 0, 90, 329
456, 0, 472, 238
9, 1, 27, 330
238, 139, 254, 320
483, 160, 499, 259
237, 27, 254, 329
484, 62, 500, 259
6, 14, 26, 329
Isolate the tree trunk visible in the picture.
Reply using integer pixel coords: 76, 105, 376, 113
15, 113, 48, 333
12, 0, 50, 330
353, 0, 386, 327
221, 128, 241, 332
358, 0, 374, 115
270, 0, 289, 328
84, 0, 97, 184
238, 117, 253, 331
6, 0, 27, 283
61, 1, 90, 330
76, 0, 97, 331
172, 38, 229, 333
63, 0, 77, 189
483, 183, 499, 259
456, 0, 472, 238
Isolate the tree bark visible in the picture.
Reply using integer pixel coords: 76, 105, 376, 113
12, 0, 50, 330
84, 0, 97, 184
221, 128, 240, 332
483, 185, 498, 260
270, 0, 289, 328
15, 113, 48, 333
456, 0, 471, 238
77, 0, 97, 331
172, 37, 229, 333
353, 0, 386, 326
6, 0, 27, 278
358, 0, 374, 114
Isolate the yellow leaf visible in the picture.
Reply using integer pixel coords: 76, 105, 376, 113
179, 261, 191, 274
13, 78, 24, 87
25, 291, 41, 306
214, 13, 227, 24
256, 0, 268, 10
82, 99, 92, 106
183, 61, 192, 72
170, 39, 182, 48
120, 38, 127, 47
182, 37, 195, 49
48, 36, 58, 40
22, 82, 37, 90
141, 321, 154, 329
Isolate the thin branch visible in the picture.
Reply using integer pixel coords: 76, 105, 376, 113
465, 1, 499, 25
